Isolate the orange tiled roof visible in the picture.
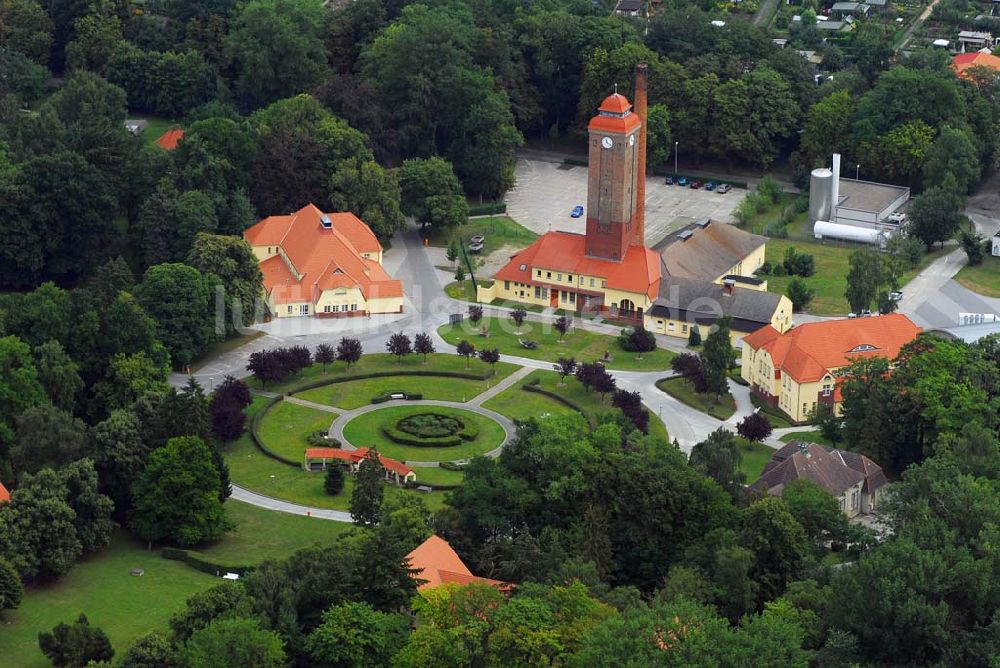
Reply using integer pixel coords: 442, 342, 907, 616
405, 535, 510, 591
744, 314, 921, 383
155, 128, 184, 150
0, 481, 9, 504
493, 231, 661, 300
952, 51, 1000, 78
598, 93, 632, 114
304, 447, 413, 477
244, 204, 403, 305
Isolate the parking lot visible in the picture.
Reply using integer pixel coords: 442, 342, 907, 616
505, 158, 744, 247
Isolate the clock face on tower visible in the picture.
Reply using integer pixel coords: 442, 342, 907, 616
601, 136, 613, 149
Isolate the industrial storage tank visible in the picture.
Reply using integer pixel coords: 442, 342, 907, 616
808, 168, 834, 224
813, 220, 886, 247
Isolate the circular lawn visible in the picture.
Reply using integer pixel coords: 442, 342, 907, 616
342, 405, 506, 462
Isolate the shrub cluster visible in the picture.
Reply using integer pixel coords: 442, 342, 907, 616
618, 326, 657, 353
782, 246, 815, 277
613, 389, 650, 434
247, 346, 312, 386
381, 412, 479, 447
306, 431, 341, 448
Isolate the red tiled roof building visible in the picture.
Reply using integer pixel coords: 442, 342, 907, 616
155, 128, 184, 150
405, 535, 510, 591
244, 204, 404, 319
483, 66, 659, 322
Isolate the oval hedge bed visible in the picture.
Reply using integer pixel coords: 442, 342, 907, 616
343, 406, 505, 462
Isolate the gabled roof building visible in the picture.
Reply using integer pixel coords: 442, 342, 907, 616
741, 313, 921, 422
244, 203, 403, 318
155, 128, 184, 150
405, 535, 510, 591
750, 441, 888, 517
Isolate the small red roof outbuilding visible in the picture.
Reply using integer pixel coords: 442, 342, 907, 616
405, 535, 510, 591
155, 128, 185, 150
0, 481, 10, 504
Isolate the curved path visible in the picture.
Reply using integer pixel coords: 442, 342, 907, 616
232, 485, 352, 522
328, 399, 516, 467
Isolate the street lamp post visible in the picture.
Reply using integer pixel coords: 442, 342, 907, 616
856, 164, 860, 180
674, 141, 679, 176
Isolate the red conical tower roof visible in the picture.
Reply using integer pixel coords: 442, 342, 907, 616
598, 93, 632, 114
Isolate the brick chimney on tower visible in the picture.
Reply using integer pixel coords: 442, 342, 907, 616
633, 63, 648, 248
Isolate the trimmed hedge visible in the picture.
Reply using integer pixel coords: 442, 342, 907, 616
371, 392, 423, 404
468, 202, 507, 216
286, 370, 492, 396
250, 397, 300, 467
522, 384, 597, 428
439, 461, 467, 472
162, 547, 253, 576
306, 431, 341, 447
381, 419, 479, 447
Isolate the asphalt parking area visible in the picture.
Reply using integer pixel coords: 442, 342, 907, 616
505, 158, 744, 247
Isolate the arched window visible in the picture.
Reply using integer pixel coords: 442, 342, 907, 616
619, 299, 635, 314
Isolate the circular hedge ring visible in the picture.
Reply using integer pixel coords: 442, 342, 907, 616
397, 413, 463, 439
342, 406, 504, 462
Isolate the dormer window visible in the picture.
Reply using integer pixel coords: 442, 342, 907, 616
320, 214, 332, 229
848, 344, 878, 353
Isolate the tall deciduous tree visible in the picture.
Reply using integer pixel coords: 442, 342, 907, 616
337, 337, 363, 370
645, 103, 672, 169
386, 332, 412, 363
137, 263, 219, 368
129, 436, 233, 546
351, 448, 385, 527
740, 497, 808, 604
187, 232, 264, 329
688, 428, 745, 501
225, 0, 328, 111
414, 333, 435, 362
909, 179, 966, 249
11, 404, 89, 475
183, 617, 285, 668
699, 316, 734, 397
305, 601, 410, 667
39, 613, 114, 668
33, 340, 83, 412
328, 158, 405, 243
398, 157, 469, 233
0, 468, 82, 578
845, 247, 883, 314
0, 336, 45, 448
0, 0, 54, 65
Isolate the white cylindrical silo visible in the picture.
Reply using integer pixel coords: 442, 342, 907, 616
808, 168, 833, 224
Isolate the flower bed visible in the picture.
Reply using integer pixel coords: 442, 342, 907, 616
381, 411, 479, 447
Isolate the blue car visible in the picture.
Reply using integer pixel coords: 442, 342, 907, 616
705, 181, 716, 191
677, 177, 689, 187
570, 205, 584, 218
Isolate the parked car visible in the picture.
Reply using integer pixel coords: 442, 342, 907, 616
716, 184, 732, 194
469, 235, 485, 245
468, 242, 484, 254
690, 180, 703, 189
570, 205, 584, 218
705, 181, 716, 191
665, 176, 674, 185
889, 290, 903, 301
677, 177, 689, 187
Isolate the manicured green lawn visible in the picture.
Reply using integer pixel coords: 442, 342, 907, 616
779, 430, 837, 447
765, 240, 950, 316
295, 375, 503, 410
0, 532, 214, 668
257, 401, 337, 461
436, 316, 676, 371
343, 406, 506, 462
445, 280, 480, 301
427, 215, 537, 257
955, 255, 1000, 297
412, 466, 466, 487
130, 115, 180, 146
749, 394, 796, 428
656, 376, 736, 421
488, 369, 670, 442
739, 439, 776, 483
194, 501, 353, 566
249, 353, 516, 394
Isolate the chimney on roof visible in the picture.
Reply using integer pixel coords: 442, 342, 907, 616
723, 278, 736, 296
634, 63, 648, 249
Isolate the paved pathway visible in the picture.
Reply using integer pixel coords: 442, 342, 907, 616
231, 485, 352, 522
468, 366, 535, 406
283, 396, 340, 413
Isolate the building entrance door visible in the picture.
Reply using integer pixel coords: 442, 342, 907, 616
550, 289, 559, 308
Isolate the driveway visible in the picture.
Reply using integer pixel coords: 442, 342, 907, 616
505, 158, 743, 247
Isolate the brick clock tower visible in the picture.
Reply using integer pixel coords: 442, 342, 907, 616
585, 65, 648, 261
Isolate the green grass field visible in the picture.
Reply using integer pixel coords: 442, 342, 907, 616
778, 430, 837, 447
0, 533, 214, 667
764, 240, 950, 316
256, 401, 337, 461
343, 406, 506, 461
294, 374, 505, 410
412, 466, 466, 486
427, 215, 537, 257
739, 439, 776, 482
656, 376, 736, 421
129, 115, 180, 146
437, 316, 676, 371
484, 369, 670, 442
955, 255, 1000, 298
249, 353, 516, 394
195, 500, 353, 566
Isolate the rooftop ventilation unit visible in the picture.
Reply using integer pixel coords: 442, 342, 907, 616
320, 214, 332, 229
695, 219, 711, 228
677, 230, 694, 241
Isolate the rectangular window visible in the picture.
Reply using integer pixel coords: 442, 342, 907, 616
561, 291, 568, 301
504, 280, 510, 290
569, 292, 576, 303
557, 273, 562, 281
583, 295, 591, 306
351, 304, 357, 311
535, 286, 541, 299
601, 280, 607, 288
668, 322, 675, 331
536, 269, 541, 277
287, 306, 293, 314
541, 288, 548, 298
802, 403, 807, 415
589, 278, 595, 287
324, 305, 331, 313
568, 274, 574, 283
546, 272, 552, 279
682, 325, 688, 333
